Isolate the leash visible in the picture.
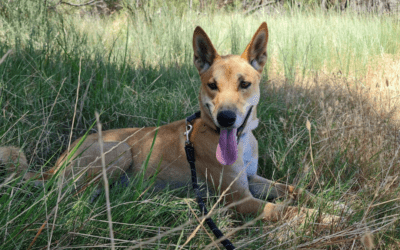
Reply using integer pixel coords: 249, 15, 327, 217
184, 111, 235, 250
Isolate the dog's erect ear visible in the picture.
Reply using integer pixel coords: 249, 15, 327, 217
193, 26, 219, 74
241, 22, 268, 73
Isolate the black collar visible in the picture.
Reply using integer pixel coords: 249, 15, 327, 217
236, 106, 253, 141
186, 111, 201, 123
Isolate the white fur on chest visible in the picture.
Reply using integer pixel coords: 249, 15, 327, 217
239, 130, 258, 177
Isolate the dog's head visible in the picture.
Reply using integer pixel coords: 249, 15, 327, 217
192, 22, 268, 165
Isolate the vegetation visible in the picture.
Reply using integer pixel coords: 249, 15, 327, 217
0, 1, 399, 249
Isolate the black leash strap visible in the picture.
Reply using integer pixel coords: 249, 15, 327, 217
184, 111, 235, 250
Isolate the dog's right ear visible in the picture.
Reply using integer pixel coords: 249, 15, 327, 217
193, 26, 220, 74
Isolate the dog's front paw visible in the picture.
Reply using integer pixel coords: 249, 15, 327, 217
317, 213, 342, 226
263, 203, 342, 229
262, 204, 306, 223
327, 200, 354, 215
262, 203, 285, 222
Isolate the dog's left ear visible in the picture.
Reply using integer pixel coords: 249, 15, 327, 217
241, 22, 268, 73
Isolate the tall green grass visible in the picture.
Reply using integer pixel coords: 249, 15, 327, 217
1, 2, 399, 249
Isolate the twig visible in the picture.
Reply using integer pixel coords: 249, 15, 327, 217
46, 58, 78, 249
143, 74, 163, 93
0, 112, 29, 141
181, 199, 221, 250
0, 49, 13, 65
66, 57, 82, 187
27, 208, 56, 250
180, 161, 252, 250
244, 1, 275, 15
60, 0, 98, 7
204, 213, 264, 250
127, 197, 251, 249
95, 112, 115, 250
306, 118, 322, 192
28, 77, 66, 165
47, 58, 80, 248
22, 77, 66, 249
28, 220, 47, 250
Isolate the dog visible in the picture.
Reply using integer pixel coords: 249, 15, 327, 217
0, 22, 340, 225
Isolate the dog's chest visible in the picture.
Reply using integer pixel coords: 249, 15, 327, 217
240, 132, 258, 176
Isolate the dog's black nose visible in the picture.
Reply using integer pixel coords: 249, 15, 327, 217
217, 110, 236, 128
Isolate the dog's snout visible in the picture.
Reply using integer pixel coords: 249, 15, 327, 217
217, 110, 236, 128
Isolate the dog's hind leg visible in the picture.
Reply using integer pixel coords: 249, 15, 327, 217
57, 141, 133, 202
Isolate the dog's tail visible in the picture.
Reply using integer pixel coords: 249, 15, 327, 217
0, 146, 43, 180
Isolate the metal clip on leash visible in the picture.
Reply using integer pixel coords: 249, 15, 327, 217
184, 122, 193, 146
184, 112, 235, 250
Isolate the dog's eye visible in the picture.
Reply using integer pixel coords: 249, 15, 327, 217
240, 81, 251, 89
208, 82, 218, 90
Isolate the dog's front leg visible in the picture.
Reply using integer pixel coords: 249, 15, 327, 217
242, 133, 300, 202
248, 175, 298, 201
215, 163, 293, 216
248, 175, 353, 214
217, 166, 271, 215
219, 171, 324, 223
215, 166, 340, 225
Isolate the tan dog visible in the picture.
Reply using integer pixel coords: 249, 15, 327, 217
0, 22, 340, 225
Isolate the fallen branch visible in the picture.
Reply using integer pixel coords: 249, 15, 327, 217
60, 0, 98, 7
244, 1, 275, 15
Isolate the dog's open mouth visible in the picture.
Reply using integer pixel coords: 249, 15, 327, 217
216, 106, 253, 165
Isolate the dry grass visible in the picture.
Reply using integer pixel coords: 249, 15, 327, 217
267, 52, 400, 180
1, 4, 400, 248
260, 54, 400, 248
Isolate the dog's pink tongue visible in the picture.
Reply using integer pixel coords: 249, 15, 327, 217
216, 129, 238, 165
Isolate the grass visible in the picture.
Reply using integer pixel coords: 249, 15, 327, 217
1, 2, 400, 249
